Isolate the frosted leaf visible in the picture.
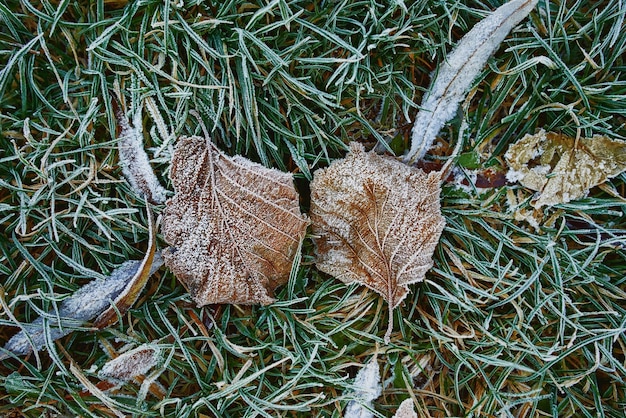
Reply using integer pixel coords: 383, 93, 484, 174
311, 143, 445, 342
93, 205, 159, 328
505, 130, 626, 208
392, 399, 417, 418
161, 136, 309, 306
99, 344, 161, 383
114, 100, 168, 204
344, 358, 382, 418
406, 0, 538, 162
1, 252, 163, 359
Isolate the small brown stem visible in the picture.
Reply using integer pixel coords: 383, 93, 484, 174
384, 302, 393, 344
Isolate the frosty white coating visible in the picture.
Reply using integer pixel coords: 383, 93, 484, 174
1, 253, 163, 358
116, 105, 168, 204
344, 358, 382, 418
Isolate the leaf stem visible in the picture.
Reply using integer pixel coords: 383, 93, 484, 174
384, 301, 393, 344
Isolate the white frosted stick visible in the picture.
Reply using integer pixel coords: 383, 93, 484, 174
406, 0, 538, 163
113, 97, 168, 204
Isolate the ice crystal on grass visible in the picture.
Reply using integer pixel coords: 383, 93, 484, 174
406, 0, 538, 162
114, 102, 168, 204
162, 136, 309, 306
344, 358, 382, 418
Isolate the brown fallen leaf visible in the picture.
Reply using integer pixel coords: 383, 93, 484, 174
505, 130, 626, 208
162, 136, 309, 306
310, 143, 445, 342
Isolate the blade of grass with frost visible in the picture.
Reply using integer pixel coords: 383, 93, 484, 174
113, 98, 168, 204
1, 208, 162, 359
405, 0, 538, 163
344, 357, 381, 418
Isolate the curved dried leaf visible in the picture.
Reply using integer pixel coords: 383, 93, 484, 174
162, 136, 309, 306
1, 239, 163, 359
311, 143, 445, 341
505, 130, 626, 208
93, 204, 158, 329
406, 0, 537, 162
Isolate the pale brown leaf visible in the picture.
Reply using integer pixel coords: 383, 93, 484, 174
505, 130, 626, 208
98, 344, 161, 383
162, 136, 309, 306
310, 143, 445, 342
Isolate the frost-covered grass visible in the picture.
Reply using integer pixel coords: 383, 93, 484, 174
1, 0, 625, 417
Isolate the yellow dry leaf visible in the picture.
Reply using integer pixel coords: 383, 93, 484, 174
505, 130, 626, 208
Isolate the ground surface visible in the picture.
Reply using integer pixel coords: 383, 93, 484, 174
1, 0, 625, 417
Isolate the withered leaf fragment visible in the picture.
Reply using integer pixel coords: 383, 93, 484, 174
311, 143, 445, 342
162, 136, 309, 306
1, 208, 162, 359
99, 344, 161, 383
505, 130, 626, 208
344, 357, 381, 418
113, 99, 168, 205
